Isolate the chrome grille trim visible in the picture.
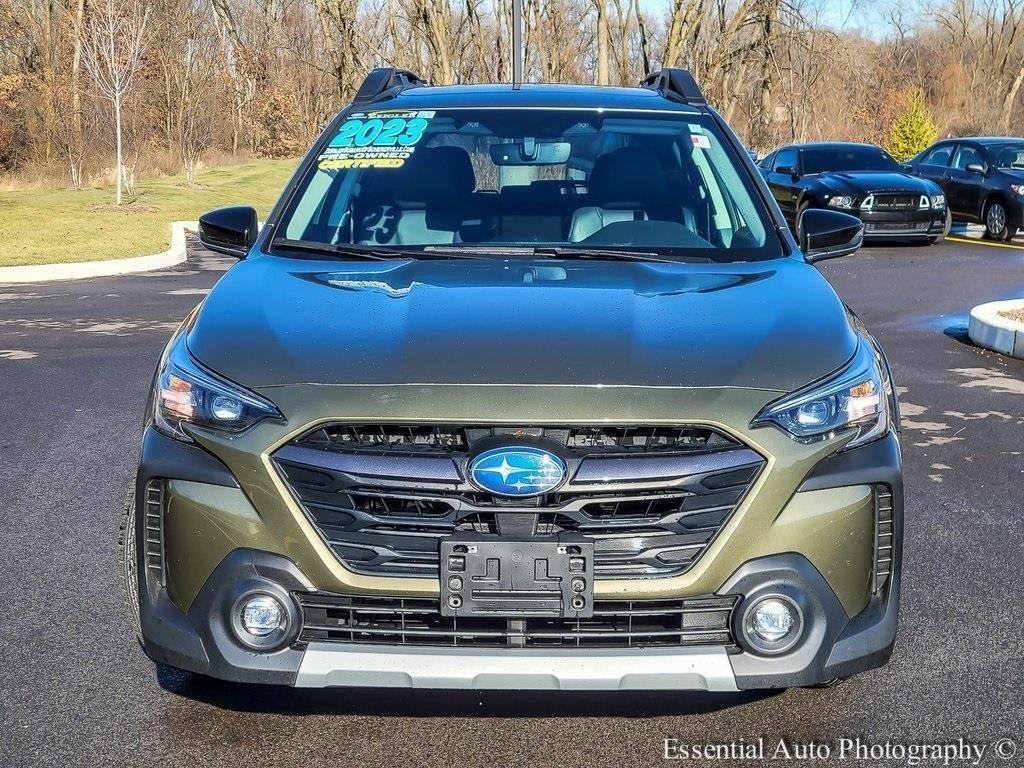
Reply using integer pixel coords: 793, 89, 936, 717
573, 448, 762, 484
276, 444, 462, 482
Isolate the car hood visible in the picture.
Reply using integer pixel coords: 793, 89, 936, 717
816, 171, 934, 196
187, 255, 858, 392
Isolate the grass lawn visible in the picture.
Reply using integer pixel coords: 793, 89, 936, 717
0, 158, 298, 267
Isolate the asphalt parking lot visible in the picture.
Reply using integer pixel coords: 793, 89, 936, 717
1, 236, 1023, 768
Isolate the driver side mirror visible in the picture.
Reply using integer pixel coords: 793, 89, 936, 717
799, 208, 863, 263
198, 206, 259, 259
965, 163, 988, 175
776, 165, 799, 180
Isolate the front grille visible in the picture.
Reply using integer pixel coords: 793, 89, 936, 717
870, 194, 921, 211
873, 485, 894, 592
274, 423, 764, 580
297, 592, 738, 648
143, 480, 165, 585
865, 221, 930, 233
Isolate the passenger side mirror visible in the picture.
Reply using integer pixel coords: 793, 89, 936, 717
965, 163, 987, 175
799, 208, 863, 263
198, 206, 259, 259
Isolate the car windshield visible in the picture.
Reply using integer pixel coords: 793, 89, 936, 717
801, 146, 902, 175
274, 108, 782, 263
989, 143, 1024, 169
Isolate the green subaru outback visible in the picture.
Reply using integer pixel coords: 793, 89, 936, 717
123, 68, 901, 691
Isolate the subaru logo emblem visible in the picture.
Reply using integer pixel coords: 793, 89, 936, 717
468, 446, 567, 497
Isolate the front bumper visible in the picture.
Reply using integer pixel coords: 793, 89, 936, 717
134, 425, 903, 691
297, 644, 739, 690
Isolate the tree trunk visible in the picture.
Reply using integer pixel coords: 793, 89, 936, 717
595, 0, 609, 85
1001, 64, 1024, 133
70, 0, 86, 187
114, 91, 123, 206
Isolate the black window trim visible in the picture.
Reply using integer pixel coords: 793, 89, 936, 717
922, 141, 956, 168
950, 142, 984, 172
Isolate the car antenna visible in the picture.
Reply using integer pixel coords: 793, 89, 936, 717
512, 0, 523, 90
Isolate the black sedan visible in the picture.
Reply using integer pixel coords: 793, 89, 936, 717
909, 136, 1024, 240
758, 142, 949, 244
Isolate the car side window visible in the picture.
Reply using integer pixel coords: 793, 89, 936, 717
921, 144, 953, 167
774, 148, 798, 172
951, 145, 984, 170
758, 151, 775, 170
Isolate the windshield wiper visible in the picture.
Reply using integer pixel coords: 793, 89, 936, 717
275, 239, 487, 261
530, 247, 706, 264
274, 239, 404, 260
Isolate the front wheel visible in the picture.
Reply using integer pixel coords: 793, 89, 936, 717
984, 199, 1013, 241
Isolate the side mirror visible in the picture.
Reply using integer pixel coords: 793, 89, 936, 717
776, 165, 798, 179
965, 163, 987, 175
198, 206, 259, 259
799, 208, 863, 263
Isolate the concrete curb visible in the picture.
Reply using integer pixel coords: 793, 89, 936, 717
0, 220, 197, 284
968, 298, 1024, 359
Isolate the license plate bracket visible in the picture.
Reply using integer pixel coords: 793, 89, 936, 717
440, 534, 595, 618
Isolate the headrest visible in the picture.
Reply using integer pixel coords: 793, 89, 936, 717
589, 147, 671, 209
393, 146, 475, 207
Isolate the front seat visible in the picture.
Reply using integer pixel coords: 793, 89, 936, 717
390, 146, 476, 245
568, 147, 675, 242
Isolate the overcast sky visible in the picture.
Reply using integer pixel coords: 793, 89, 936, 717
634, 0, 928, 42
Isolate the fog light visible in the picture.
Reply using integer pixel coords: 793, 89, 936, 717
240, 594, 285, 637
751, 598, 794, 642
741, 594, 803, 655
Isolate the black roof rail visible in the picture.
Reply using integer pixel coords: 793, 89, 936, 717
353, 68, 428, 104
641, 69, 707, 107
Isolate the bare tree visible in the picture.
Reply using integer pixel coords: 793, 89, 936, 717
594, 0, 609, 84
82, 0, 149, 204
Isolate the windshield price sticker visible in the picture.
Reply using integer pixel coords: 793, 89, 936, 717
690, 133, 711, 149
318, 110, 434, 170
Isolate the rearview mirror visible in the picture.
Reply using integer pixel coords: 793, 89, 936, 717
799, 208, 863, 263
965, 163, 987, 175
489, 140, 571, 166
198, 206, 259, 259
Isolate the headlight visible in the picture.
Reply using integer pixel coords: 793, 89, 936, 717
930, 194, 945, 209
753, 339, 891, 448
154, 331, 282, 441
826, 196, 856, 209
1010, 185, 1024, 196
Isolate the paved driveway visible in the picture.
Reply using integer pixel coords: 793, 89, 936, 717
1, 238, 1022, 767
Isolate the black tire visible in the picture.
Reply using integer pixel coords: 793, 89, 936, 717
119, 487, 142, 641
794, 200, 811, 243
983, 198, 1013, 241
806, 677, 850, 689
927, 208, 952, 243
